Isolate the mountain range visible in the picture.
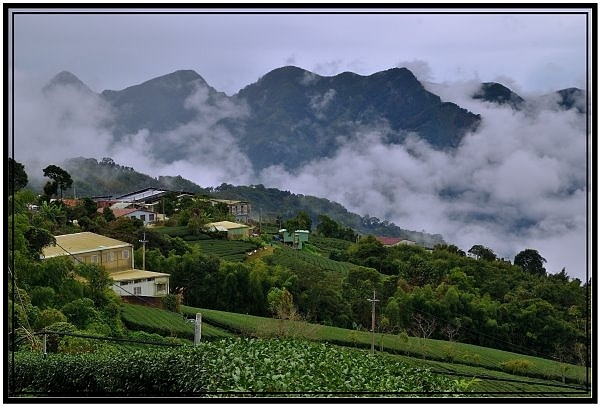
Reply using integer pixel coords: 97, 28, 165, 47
44, 66, 584, 173
40, 66, 584, 249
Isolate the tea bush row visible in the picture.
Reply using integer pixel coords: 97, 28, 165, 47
10, 338, 466, 396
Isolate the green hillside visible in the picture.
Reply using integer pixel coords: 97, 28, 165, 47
7, 179, 591, 399
108, 302, 588, 396
176, 305, 588, 395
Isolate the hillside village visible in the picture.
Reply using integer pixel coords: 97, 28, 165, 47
35, 186, 256, 302
8, 160, 591, 396
36, 184, 425, 305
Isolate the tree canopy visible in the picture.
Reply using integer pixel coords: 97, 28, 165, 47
43, 165, 73, 200
514, 249, 547, 276
284, 211, 312, 232
8, 157, 28, 195
468, 244, 497, 261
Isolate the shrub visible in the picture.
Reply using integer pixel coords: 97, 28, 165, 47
500, 358, 534, 375
9, 338, 464, 395
30, 286, 56, 309
162, 293, 182, 313
41, 321, 77, 353
61, 298, 98, 329
34, 308, 67, 330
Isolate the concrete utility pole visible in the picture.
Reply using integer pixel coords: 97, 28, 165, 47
139, 231, 148, 271
194, 313, 202, 346
367, 290, 379, 356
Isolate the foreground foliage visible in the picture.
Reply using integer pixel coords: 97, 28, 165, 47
9, 338, 465, 396
181, 306, 588, 385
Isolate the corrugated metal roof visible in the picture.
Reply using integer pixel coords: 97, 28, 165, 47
110, 202, 132, 209
42, 232, 131, 258
109, 269, 170, 281
205, 221, 249, 230
116, 188, 167, 202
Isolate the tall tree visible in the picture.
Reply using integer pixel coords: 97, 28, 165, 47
284, 211, 312, 231
102, 206, 116, 222
468, 244, 497, 261
43, 164, 73, 200
514, 249, 547, 276
434, 243, 466, 257
8, 157, 28, 195
316, 214, 339, 237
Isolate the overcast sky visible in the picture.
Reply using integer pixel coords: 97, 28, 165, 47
8, 6, 593, 282
11, 8, 588, 95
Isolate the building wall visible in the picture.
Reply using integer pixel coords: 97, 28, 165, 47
124, 211, 156, 226
112, 276, 169, 297
280, 230, 309, 249
227, 227, 249, 240
73, 247, 133, 272
229, 202, 251, 223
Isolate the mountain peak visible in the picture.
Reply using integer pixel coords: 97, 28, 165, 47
100, 70, 206, 96
255, 66, 319, 85
43, 71, 94, 94
473, 82, 525, 110
556, 87, 585, 113
159, 69, 204, 83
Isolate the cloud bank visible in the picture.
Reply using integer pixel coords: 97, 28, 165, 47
12, 69, 588, 281
259, 77, 588, 280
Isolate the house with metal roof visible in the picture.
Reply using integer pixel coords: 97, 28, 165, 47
374, 236, 417, 247
99, 207, 158, 226
279, 229, 309, 249
41, 232, 170, 302
204, 221, 251, 240
115, 187, 194, 204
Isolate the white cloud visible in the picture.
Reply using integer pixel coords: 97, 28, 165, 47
13, 72, 254, 189
12, 70, 115, 177
259, 82, 588, 280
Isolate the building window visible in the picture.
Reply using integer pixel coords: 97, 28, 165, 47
122, 250, 130, 259
120, 281, 129, 286
149, 214, 155, 221
107, 252, 115, 262
140, 214, 146, 222
90, 255, 99, 264
133, 286, 142, 295
156, 283, 166, 294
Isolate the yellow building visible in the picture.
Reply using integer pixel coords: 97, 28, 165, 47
204, 221, 251, 240
42, 232, 170, 299
42, 232, 133, 272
